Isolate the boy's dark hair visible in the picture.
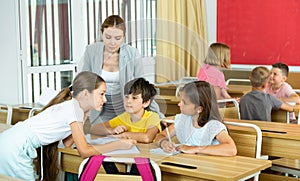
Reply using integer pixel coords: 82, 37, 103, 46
124, 78, 157, 104
272, 62, 289, 77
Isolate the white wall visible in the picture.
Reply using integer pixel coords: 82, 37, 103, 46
0, 0, 22, 105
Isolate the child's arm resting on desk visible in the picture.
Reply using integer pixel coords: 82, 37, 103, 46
111, 126, 159, 143
70, 122, 136, 158
90, 121, 127, 135
280, 102, 294, 112
280, 93, 300, 104
176, 130, 237, 156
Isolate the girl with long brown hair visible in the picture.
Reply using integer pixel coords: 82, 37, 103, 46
155, 81, 237, 156
0, 71, 136, 181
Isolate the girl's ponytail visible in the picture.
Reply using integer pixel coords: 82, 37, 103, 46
41, 87, 72, 111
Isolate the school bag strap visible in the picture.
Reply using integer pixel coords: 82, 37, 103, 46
79, 155, 106, 181
134, 157, 155, 181
79, 156, 156, 181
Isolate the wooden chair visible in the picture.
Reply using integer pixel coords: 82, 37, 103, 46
0, 104, 13, 125
226, 78, 251, 86
225, 121, 263, 181
78, 157, 161, 181
271, 109, 290, 123
175, 77, 198, 97
218, 99, 241, 119
271, 107, 299, 124
28, 107, 42, 118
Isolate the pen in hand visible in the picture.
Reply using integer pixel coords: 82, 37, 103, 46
165, 126, 172, 143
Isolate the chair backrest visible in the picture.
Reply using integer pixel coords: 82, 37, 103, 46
226, 78, 251, 86
225, 121, 263, 181
78, 156, 161, 181
28, 107, 42, 118
271, 102, 297, 124
218, 99, 241, 120
175, 77, 198, 97
0, 104, 13, 125
225, 121, 262, 159
271, 109, 289, 123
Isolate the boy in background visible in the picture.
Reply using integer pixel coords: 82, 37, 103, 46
239, 66, 294, 122
265, 62, 300, 122
90, 77, 161, 143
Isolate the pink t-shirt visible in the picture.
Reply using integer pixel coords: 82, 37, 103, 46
265, 82, 295, 98
265, 82, 296, 119
197, 64, 227, 89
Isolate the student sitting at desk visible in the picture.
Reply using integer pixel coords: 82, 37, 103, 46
240, 66, 294, 122
265, 62, 300, 122
155, 81, 237, 156
90, 77, 161, 143
0, 72, 136, 181
197, 42, 232, 100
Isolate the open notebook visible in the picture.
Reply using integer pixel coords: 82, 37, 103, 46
150, 145, 181, 156
85, 134, 140, 155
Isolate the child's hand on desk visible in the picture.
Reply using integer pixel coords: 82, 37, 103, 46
176, 145, 198, 154
109, 132, 128, 139
112, 125, 127, 134
161, 140, 176, 153
116, 139, 137, 149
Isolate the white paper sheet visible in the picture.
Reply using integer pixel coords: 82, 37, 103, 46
85, 134, 140, 155
150, 147, 180, 156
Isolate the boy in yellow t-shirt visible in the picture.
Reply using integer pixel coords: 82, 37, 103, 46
90, 78, 161, 143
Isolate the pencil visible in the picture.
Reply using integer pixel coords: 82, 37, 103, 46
165, 127, 172, 143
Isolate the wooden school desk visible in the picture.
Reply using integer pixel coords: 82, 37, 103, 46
227, 84, 251, 98
155, 95, 180, 117
156, 84, 252, 98
0, 103, 42, 125
224, 118, 300, 159
155, 85, 177, 96
59, 143, 271, 181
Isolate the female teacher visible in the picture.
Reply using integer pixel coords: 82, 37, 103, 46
79, 15, 164, 125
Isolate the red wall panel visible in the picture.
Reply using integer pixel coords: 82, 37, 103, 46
217, 0, 300, 66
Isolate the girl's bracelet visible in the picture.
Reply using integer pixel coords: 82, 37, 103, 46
159, 138, 168, 148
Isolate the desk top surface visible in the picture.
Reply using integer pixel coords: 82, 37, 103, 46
59, 143, 271, 181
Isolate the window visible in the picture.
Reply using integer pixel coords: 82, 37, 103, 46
19, 0, 156, 103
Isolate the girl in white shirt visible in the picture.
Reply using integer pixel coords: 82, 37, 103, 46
0, 71, 136, 181
156, 81, 237, 156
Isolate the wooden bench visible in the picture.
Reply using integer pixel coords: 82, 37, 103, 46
223, 69, 300, 90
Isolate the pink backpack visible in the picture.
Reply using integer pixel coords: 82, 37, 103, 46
79, 155, 156, 181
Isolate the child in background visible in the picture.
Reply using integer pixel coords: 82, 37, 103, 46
0, 72, 136, 181
90, 78, 161, 143
197, 42, 232, 100
265, 62, 300, 122
155, 81, 237, 156
240, 66, 294, 122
